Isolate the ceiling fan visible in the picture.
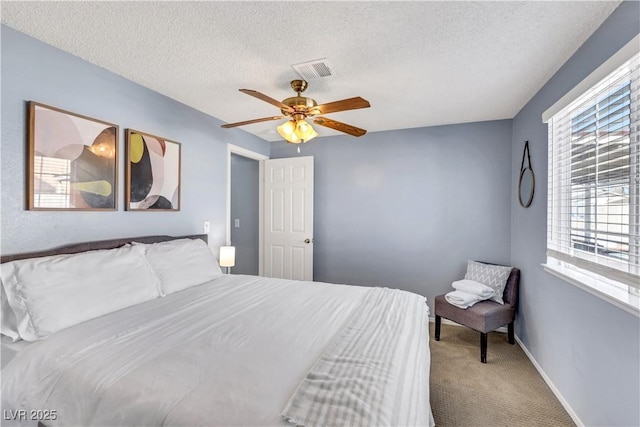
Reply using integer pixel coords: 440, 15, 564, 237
221, 79, 370, 144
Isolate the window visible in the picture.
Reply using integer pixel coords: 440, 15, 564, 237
547, 51, 639, 293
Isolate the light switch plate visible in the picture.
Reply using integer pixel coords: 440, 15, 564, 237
203, 220, 210, 233
234, 219, 240, 228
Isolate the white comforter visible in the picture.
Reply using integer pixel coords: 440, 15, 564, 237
2, 275, 433, 427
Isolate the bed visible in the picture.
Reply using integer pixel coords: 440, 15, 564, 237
1, 235, 434, 427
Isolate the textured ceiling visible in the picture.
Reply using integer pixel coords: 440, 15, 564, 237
1, 1, 621, 141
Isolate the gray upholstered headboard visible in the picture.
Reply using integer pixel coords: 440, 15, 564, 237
0, 234, 208, 263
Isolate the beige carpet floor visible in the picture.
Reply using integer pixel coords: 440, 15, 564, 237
429, 322, 575, 427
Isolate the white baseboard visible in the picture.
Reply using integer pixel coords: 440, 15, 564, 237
429, 316, 583, 426
514, 336, 584, 427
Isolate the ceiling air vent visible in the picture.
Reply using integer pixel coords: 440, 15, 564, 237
291, 59, 333, 80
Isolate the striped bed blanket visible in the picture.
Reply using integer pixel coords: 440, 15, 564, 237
282, 286, 434, 427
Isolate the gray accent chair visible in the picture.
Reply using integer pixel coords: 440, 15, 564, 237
434, 265, 520, 363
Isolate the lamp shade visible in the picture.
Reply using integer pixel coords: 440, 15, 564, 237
277, 120, 300, 143
219, 246, 236, 267
296, 119, 318, 142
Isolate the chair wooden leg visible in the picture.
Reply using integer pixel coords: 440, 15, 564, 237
435, 316, 441, 341
480, 333, 487, 363
508, 322, 515, 345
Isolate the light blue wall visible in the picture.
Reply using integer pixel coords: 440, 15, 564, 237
230, 153, 260, 275
3, 5, 639, 423
271, 120, 513, 307
510, 2, 640, 426
0, 26, 270, 256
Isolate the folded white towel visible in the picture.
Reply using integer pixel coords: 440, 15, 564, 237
452, 279, 495, 298
445, 290, 483, 309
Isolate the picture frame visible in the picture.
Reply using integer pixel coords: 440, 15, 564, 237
27, 101, 119, 210
125, 129, 181, 211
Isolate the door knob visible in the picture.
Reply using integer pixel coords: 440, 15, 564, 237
304, 238, 311, 244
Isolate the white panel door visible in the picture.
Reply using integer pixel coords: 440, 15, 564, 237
264, 156, 313, 280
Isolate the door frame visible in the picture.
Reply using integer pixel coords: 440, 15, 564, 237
226, 144, 269, 275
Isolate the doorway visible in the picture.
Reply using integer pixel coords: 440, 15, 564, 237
230, 154, 259, 274
227, 144, 268, 275
226, 144, 314, 279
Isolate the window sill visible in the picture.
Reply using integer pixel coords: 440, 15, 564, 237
542, 263, 640, 318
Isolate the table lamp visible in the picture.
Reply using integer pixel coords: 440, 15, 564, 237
219, 246, 235, 274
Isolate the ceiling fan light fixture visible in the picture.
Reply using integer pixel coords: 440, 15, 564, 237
277, 118, 318, 144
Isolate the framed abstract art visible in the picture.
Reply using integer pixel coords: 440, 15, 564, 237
27, 102, 119, 210
125, 129, 181, 211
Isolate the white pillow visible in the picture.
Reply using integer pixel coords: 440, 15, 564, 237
464, 260, 512, 305
135, 238, 222, 295
0, 281, 21, 342
0, 245, 162, 341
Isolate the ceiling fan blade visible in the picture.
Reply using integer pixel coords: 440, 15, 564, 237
221, 116, 285, 128
239, 89, 294, 112
311, 97, 370, 115
313, 117, 367, 137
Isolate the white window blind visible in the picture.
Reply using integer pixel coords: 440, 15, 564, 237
547, 52, 640, 289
